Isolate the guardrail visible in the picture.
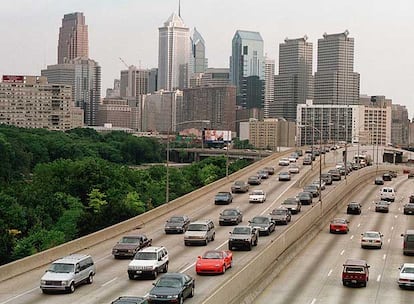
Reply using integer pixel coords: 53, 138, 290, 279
0, 149, 294, 282
202, 164, 397, 304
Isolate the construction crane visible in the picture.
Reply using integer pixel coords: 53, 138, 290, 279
118, 57, 130, 69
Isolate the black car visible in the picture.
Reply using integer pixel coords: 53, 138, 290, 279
403, 203, 414, 215
248, 175, 262, 185
297, 192, 313, 205
248, 216, 276, 236
164, 216, 191, 234
269, 207, 291, 225
214, 192, 233, 205
219, 208, 243, 226
320, 173, 333, 185
148, 273, 194, 304
303, 185, 319, 197
328, 169, 341, 181
112, 296, 148, 304
410, 195, 414, 203
374, 177, 384, 185
382, 173, 392, 181
347, 202, 362, 215
389, 170, 397, 178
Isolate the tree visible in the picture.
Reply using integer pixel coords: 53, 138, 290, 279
88, 188, 108, 214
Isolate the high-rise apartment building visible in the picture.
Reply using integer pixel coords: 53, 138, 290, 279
0, 75, 83, 130
230, 30, 265, 109
314, 31, 360, 105
248, 118, 296, 150
272, 36, 313, 120
41, 58, 101, 126
158, 13, 190, 91
263, 58, 275, 118
58, 12, 88, 64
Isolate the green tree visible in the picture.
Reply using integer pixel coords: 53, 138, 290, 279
88, 188, 108, 214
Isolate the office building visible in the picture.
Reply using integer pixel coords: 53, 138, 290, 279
263, 58, 275, 118
247, 118, 296, 150
0, 75, 83, 130
58, 12, 88, 64
314, 31, 360, 105
96, 98, 141, 130
158, 13, 190, 90
191, 28, 207, 74
41, 57, 101, 126
106, 79, 120, 99
120, 67, 150, 100
391, 104, 409, 146
272, 36, 313, 120
179, 86, 236, 131
230, 30, 265, 108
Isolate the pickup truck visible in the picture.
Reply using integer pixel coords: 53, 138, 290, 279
249, 190, 266, 203
342, 259, 370, 287
228, 226, 259, 251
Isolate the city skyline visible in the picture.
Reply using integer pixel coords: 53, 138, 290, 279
0, 0, 413, 117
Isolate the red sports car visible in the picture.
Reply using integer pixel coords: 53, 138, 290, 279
195, 250, 233, 275
329, 218, 349, 234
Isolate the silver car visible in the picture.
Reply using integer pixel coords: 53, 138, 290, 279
361, 231, 383, 249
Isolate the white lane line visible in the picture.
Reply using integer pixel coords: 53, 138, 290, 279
310, 298, 317, 304
377, 274, 381, 282
340, 249, 345, 255
350, 235, 354, 240
388, 238, 391, 243
395, 215, 398, 218
102, 277, 117, 287
357, 223, 361, 227
180, 239, 228, 273
96, 253, 113, 263
327, 269, 332, 276
368, 206, 371, 210
383, 254, 386, 260
391, 226, 394, 230
261, 181, 296, 215
0, 287, 39, 304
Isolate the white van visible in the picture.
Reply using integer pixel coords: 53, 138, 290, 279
380, 187, 396, 202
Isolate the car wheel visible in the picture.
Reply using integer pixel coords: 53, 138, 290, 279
247, 242, 252, 251
229, 259, 233, 268
153, 269, 158, 279
254, 238, 258, 246
362, 282, 367, 287
69, 282, 75, 293
204, 239, 208, 246
128, 273, 134, 280
179, 295, 184, 304
211, 233, 215, 241
222, 265, 226, 274
189, 285, 194, 298
163, 262, 169, 273
87, 274, 94, 284
228, 243, 232, 250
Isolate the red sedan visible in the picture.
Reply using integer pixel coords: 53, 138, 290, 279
329, 218, 349, 234
196, 250, 233, 275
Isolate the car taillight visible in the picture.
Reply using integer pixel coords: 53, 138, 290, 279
399, 278, 410, 282
375, 240, 381, 243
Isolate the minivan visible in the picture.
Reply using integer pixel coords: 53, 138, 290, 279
40, 254, 95, 293
401, 230, 414, 255
184, 220, 215, 246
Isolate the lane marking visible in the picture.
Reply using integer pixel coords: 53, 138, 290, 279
357, 223, 361, 227
340, 249, 345, 255
388, 238, 391, 243
383, 254, 386, 260
102, 277, 117, 287
350, 235, 354, 240
96, 254, 112, 263
391, 226, 394, 230
0, 287, 38, 304
310, 299, 317, 304
377, 274, 381, 282
395, 215, 398, 218
327, 269, 332, 276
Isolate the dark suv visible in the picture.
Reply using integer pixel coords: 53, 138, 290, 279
347, 202, 362, 215
228, 226, 259, 251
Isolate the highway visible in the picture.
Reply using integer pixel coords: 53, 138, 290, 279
254, 172, 414, 304
0, 147, 408, 304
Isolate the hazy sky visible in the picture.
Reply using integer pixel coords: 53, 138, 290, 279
0, 0, 413, 117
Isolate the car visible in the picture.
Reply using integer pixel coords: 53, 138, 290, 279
297, 192, 313, 205
389, 170, 397, 178
320, 173, 333, 185
303, 185, 319, 197
248, 216, 275, 236
278, 158, 290, 166
263, 166, 275, 175
410, 195, 414, 204
288, 164, 300, 174
112, 234, 153, 258
184, 220, 215, 246
408, 172, 414, 178
164, 216, 191, 234
403, 168, 411, 174
269, 207, 291, 225
111, 296, 148, 304
398, 263, 414, 289
375, 200, 390, 213
401, 230, 414, 255
288, 154, 297, 162
295, 149, 303, 156
312, 180, 326, 190
257, 170, 269, 179
281, 197, 302, 214
231, 180, 249, 193
361, 231, 383, 249
127, 246, 169, 279
303, 157, 312, 165
219, 208, 243, 226
195, 250, 233, 275
328, 169, 341, 181
148, 273, 194, 303
403, 203, 414, 215
228, 226, 259, 250
329, 218, 349, 234
249, 189, 266, 203
347, 202, 362, 215
248, 175, 262, 185
40, 254, 96, 293
278, 171, 291, 181
379, 187, 396, 202
382, 173, 392, 181
374, 177, 384, 185
342, 259, 370, 287
214, 191, 233, 205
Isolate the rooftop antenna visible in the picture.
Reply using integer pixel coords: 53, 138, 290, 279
178, 0, 181, 17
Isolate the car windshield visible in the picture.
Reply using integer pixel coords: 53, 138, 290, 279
345, 267, 364, 273
332, 219, 346, 224
234, 181, 244, 186
222, 210, 237, 216
251, 191, 263, 195
298, 193, 310, 198
188, 224, 207, 231
283, 199, 297, 205
402, 267, 414, 274
202, 251, 223, 259
249, 176, 258, 180
120, 236, 140, 244
48, 263, 74, 273
272, 209, 286, 215
134, 252, 157, 260
216, 193, 229, 198
363, 232, 380, 238
156, 278, 182, 288
251, 217, 269, 224
232, 227, 250, 234
168, 217, 184, 223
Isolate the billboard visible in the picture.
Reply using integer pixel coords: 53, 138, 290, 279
204, 130, 232, 143
2, 75, 24, 83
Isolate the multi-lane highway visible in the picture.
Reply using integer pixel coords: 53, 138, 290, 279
0, 148, 409, 304
254, 172, 414, 304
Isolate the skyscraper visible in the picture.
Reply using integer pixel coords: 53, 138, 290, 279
158, 13, 190, 91
272, 36, 313, 120
314, 31, 360, 105
230, 30, 265, 109
263, 58, 275, 118
58, 12, 88, 64
191, 28, 207, 74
